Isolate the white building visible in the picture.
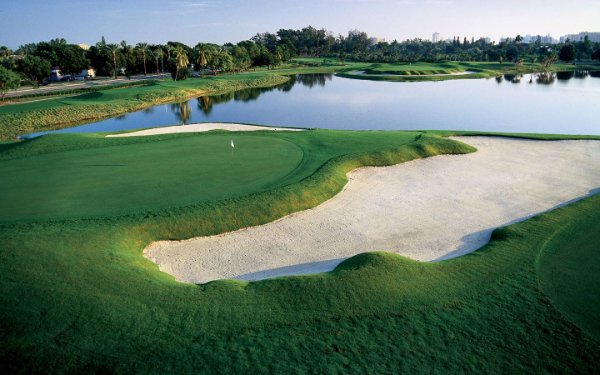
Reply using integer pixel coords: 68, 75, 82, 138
560, 32, 600, 43
522, 34, 557, 44
432, 32, 441, 43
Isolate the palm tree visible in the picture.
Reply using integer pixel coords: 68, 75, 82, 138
105, 44, 120, 79
120, 41, 132, 76
154, 48, 164, 73
136, 43, 149, 75
194, 44, 218, 73
174, 46, 189, 80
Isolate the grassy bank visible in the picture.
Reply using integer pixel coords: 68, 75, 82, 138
1, 129, 599, 372
0, 73, 291, 140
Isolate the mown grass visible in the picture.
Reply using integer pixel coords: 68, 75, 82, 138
1, 129, 599, 373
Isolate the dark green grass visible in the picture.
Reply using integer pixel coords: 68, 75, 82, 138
537, 198, 600, 338
0, 130, 599, 373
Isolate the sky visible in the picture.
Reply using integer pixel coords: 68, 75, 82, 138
1, 0, 599, 48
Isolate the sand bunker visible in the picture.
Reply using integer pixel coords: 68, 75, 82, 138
144, 136, 600, 283
107, 123, 304, 137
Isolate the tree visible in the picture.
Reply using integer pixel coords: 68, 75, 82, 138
136, 43, 149, 75
173, 46, 189, 80
18, 55, 51, 82
153, 48, 163, 73
0, 46, 12, 58
105, 44, 121, 78
0, 66, 20, 100
212, 50, 233, 73
593, 48, 600, 61
559, 44, 575, 63
194, 43, 219, 71
230, 45, 251, 72
59, 45, 90, 75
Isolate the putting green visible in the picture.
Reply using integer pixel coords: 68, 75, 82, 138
0, 133, 303, 222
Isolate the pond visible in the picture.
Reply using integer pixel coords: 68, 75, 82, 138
25, 71, 600, 137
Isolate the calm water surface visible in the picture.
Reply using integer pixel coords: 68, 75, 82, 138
26, 71, 600, 137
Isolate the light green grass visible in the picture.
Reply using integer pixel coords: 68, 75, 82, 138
1, 130, 599, 373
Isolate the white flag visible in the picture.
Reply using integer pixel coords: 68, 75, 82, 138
230, 139, 235, 148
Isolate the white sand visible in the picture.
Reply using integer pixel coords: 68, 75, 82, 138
144, 136, 600, 284
106, 123, 304, 137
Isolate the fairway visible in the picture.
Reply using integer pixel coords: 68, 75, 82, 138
0, 133, 303, 221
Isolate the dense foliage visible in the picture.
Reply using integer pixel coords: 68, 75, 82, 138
0, 66, 20, 99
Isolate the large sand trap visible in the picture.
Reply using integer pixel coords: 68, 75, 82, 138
144, 137, 600, 284
106, 123, 304, 137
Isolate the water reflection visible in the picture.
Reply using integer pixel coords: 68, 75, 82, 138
172, 102, 192, 124
557, 71, 575, 80
22, 71, 600, 138
536, 72, 555, 85
503, 74, 523, 83
194, 74, 334, 115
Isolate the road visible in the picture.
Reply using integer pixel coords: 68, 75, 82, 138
4, 73, 171, 98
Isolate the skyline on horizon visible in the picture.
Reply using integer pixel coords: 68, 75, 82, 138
1, 0, 600, 48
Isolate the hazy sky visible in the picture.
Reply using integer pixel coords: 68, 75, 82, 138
1, 0, 599, 48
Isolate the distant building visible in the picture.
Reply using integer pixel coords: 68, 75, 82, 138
560, 32, 600, 43
432, 32, 441, 43
77, 43, 90, 50
522, 34, 556, 44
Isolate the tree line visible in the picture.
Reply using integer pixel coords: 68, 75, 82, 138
1, 26, 600, 97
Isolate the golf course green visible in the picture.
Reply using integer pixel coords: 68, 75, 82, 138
1, 128, 599, 373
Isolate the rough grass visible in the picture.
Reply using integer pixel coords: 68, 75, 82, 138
1, 130, 599, 373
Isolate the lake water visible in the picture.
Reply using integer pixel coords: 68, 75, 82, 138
25, 71, 600, 137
